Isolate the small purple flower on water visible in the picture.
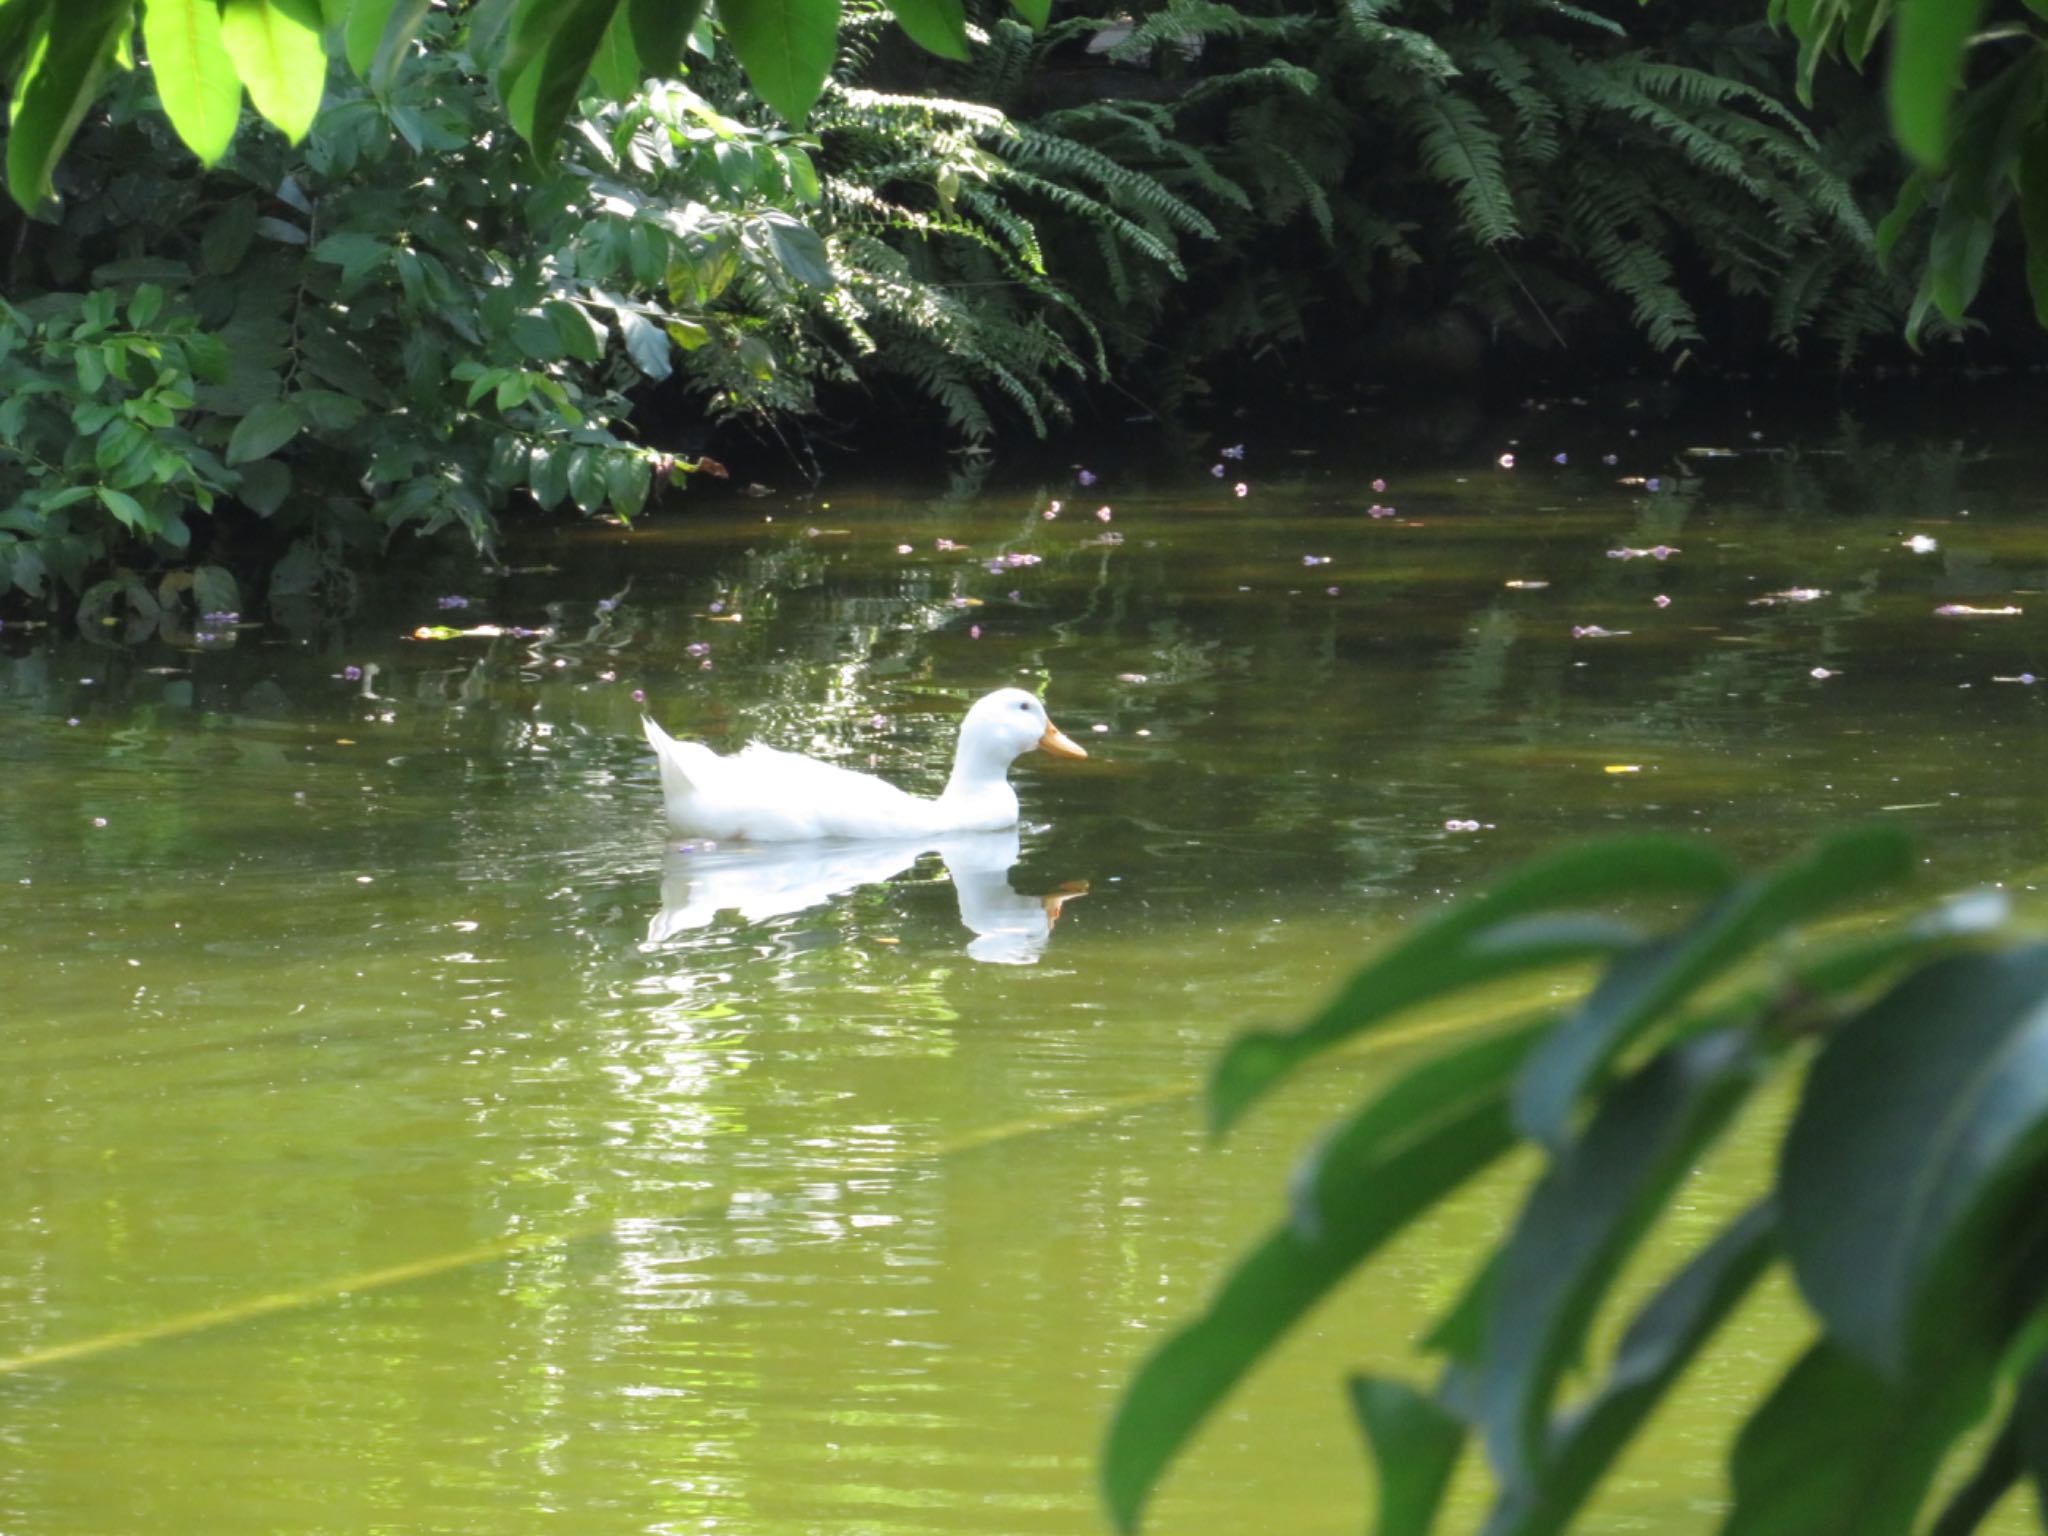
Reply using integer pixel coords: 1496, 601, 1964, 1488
201, 610, 239, 625
1498, 452, 1516, 469
1905, 534, 1938, 554
1302, 555, 1331, 567
342, 665, 363, 681
936, 538, 964, 551
1221, 444, 1245, 460
1211, 464, 1225, 477
1646, 478, 1662, 492
632, 688, 646, 703
1651, 546, 1675, 560
437, 595, 469, 610
1326, 586, 1340, 596
700, 659, 713, 670
1095, 507, 1112, 522
1573, 625, 1620, 639
1654, 594, 1671, 608
596, 597, 619, 615
1811, 668, 1836, 679
1234, 483, 1248, 498
92, 817, 107, 828
1371, 478, 1387, 493
1602, 454, 1619, 466
969, 624, 982, 639
1367, 504, 1395, 518
1077, 469, 1098, 486
1553, 453, 1568, 465
685, 642, 710, 656
66, 718, 79, 727
1444, 819, 1481, 832
897, 543, 913, 554
709, 600, 725, 613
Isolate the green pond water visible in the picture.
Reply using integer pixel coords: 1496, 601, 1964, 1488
3, 393, 2047, 1534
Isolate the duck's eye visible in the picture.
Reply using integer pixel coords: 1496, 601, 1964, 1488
1017, 701, 1030, 711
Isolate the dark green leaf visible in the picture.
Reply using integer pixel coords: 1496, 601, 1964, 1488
192, 563, 240, 615
226, 398, 302, 464
628, 0, 702, 79
343, 0, 396, 75
760, 212, 834, 289
1480, 1029, 1761, 1487
2017, 127, 2048, 327
1102, 1041, 1528, 1535
2014, 1352, 2048, 1516
590, 1, 640, 99
567, 445, 606, 512
528, 443, 570, 509
235, 456, 291, 514
604, 451, 652, 519
1512, 825, 1911, 1148
201, 196, 259, 274
1007, 0, 1047, 28
219, 0, 329, 143
367, 0, 430, 94
1210, 836, 1735, 1135
1925, 1416, 2019, 1536
142, 0, 244, 164
1480, 1202, 1777, 1536
611, 300, 672, 379
1888, 0, 1991, 168
497, 0, 619, 156
1294, 1022, 1543, 1236
1781, 945, 2048, 1379
1350, 1377, 1464, 1536
1722, 1341, 1993, 1536
8, 0, 134, 212
546, 298, 604, 361
880, 0, 966, 60
717, 0, 840, 125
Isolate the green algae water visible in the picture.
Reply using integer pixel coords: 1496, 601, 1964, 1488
3, 396, 2046, 1534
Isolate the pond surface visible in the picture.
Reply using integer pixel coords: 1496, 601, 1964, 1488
4, 389, 2046, 1534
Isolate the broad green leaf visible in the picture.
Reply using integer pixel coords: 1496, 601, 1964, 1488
96, 486, 146, 528
1511, 825, 1911, 1148
1479, 1029, 1761, 1487
8, 0, 135, 212
192, 563, 240, 615
497, 0, 618, 156
1925, 1417, 2019, 1536
566, 445, 606, 511
1102, 1034, 1531, 1535
628, 0, 703, 79
343, 0, 396, 75
590, 1, 640, 99
1210, 836, 1735, 1135
880, 0, 966, 60
1480, 1202, 1777, 1536
1781, 945, 2048, 1379
528, 443, 570, 509
1888, 0, 1990, 168
546, 298, 604, 361
225, 398, 302, 463
2014, 127, 2048, 326
1722, 1341, 1993, 1536
611, 300, 672, 379
1007, 0, 1048, 28
367, 0, 429, 94
760, 213, 834, 289
311, 229, 388, 286
1294, 1022, 1544, 1237
126, 282, 164, 327
2014, 1353, 2048, 1518
142, 0, 243, 164
604, 451, 652, 520
1875, 169, 1928, 268
235, 457, 291, 514
219, 0, 328, 143
1350, 1377, 1464, 1536
717, 0, 840, 125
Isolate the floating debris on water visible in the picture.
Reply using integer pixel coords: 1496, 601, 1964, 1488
1750, 588, 1828, 606
1935, 604, 2023, 617
1302, 555, 1331, 567
1221, 444, 1245, 460
1904, 534, 1939, 553
1573, 625, 1629, 638
936, 538, 965, 551
1685, 447, 1739, 458
409, 624, 548, 640
1604, 765, 1641, 774
1994, 674, 2039, 684
1444, 818, 1483, 832
1810, 667, 1838, 679
1505, 579, 1549, 590
1608, 546, 1679, 561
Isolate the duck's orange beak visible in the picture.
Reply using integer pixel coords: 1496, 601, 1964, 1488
1039, 721, 1088, 759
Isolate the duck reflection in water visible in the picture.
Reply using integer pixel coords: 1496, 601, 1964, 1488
647, 827, 1086, 965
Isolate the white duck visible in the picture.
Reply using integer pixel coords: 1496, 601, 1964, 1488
642, 687, 1088, 841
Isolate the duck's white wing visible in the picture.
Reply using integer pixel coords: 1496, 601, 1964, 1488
716, 743, 944, 840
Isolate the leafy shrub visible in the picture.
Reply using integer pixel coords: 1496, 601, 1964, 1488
1107, 826, 2048, 1536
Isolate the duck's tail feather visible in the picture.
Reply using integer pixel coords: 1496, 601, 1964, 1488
642, 714, 719, 802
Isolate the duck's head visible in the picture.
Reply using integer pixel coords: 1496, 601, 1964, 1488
961, 688, 1088, 765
